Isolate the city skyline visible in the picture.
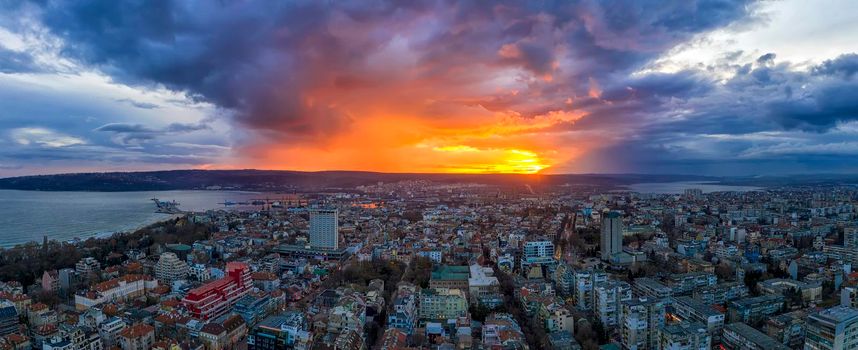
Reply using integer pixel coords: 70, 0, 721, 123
1, 0, 858, 177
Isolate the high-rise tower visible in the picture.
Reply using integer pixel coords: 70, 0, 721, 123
309, 208, 339, 250
601, 211, 622, 261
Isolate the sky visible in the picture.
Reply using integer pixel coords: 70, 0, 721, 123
0, 0, 857, 177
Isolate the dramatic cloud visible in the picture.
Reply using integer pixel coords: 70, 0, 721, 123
94, 122, 210, 146
0, 0, 856, 175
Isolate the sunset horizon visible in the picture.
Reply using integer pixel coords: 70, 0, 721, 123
1, 1, 858, 348
1, 0, 857, 177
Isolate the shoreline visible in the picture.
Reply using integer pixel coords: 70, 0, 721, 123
0, 212, 188, 250
0, 189, 267, 249
92, 213, 185, 240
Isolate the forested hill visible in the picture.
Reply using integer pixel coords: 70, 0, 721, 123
0, 169, 721, 192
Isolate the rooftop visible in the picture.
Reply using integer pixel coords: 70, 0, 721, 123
730, 294, 784, 308
809, 306, 858, 324
724, 322, 789, 350
431, 265, 469, 281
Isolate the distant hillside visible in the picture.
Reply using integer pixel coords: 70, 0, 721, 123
0, 170, 722, 192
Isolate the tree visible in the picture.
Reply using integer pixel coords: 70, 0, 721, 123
469, 303, 492, 322
575, 321, 600, 350
743, 270, 765, 295
402, 257, 433, 288
715, 263, 734, 281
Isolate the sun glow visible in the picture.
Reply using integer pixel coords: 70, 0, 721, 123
434, 147, 549, 174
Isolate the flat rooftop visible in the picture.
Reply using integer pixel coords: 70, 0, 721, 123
810, 306, 858, 324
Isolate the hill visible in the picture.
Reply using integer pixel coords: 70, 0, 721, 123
0, 170, 720, 192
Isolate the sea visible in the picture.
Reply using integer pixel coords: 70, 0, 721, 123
624, 181, 763, 194
0, 190, 266, 248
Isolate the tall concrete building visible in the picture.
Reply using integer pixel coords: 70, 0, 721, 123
601, 211, 622, 261
622, 297, 665, 350
845, 227, 858, 248
154, 252, 189, 285
0, 300, 19, 336
805, 306, 858, 350
520, 239, 555, 271
657, 322, 710, 350
595, 280, 632, 327
309, 208, 339, 250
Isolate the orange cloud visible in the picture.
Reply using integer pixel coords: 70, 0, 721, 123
233, 105, 591, 174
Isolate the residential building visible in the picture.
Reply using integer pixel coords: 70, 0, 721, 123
595, 280, 632, 327
41, 270, 59, 293
574, 270, 607, 310
418, 288, 467, 321
542, 305, 575, 334
665, 272, 717, 296
672, 296, 725, 344
634, 278, 673, 305
728, 295, 784, 325
309, 208, 339, 250
74, 274, 158, 310
804, 306, 858, 350
199, 323, 227, 350
0, 301, 18, 336
722, 322, 790, 350
657, 322, 710, 350
380, 328, 408, 350
758, 278, 822, 303
248, 312, 311, 350
75, 258, 100, 277
98, 317, 125, 349
181, 262, 252, 320
429, 265, 469, 291
154, 252, 189, 285
234, 294, 272, 326
521, 239, 556, 273
553, 263, 575, 296
621, 297, 665, 350
549, 330, 582, 350
117, 323, 155, 350
189, 264, 212, 282
601, 211, 622, 261
387, 284, 418, 335
482, 313, 527, 349
765, 310, 807, 349
843, 286, 858, 308
693, 282, 749, 305
468, 264, 502, 307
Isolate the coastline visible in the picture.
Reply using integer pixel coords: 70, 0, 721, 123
0, 189, 261, 249
0, 213, 189, 250
92, 213, 185, 240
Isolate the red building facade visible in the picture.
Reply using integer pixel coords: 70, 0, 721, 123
182, 262, 252, 320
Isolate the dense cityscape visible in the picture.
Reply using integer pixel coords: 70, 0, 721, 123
0, 181, 854, 350
1, 1, 857, 349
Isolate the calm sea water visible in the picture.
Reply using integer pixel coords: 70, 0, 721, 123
0, 190, 265, 248
625, 181, 763, 194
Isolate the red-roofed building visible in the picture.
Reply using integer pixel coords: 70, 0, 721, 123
118, 323, 155, 350
181, 262, 251, 320
74, 274, 158, 310
41, 271, 59, 293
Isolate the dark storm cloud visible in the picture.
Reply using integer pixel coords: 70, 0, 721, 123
757, 52, 776, 65
8, 0, 858, 175
567, 54, 858, 175
95, 122, 210, 146
18, 0, 755, 140
768, 82, 858, 132
813, 53, 858, 78
601, 70, 715, 103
